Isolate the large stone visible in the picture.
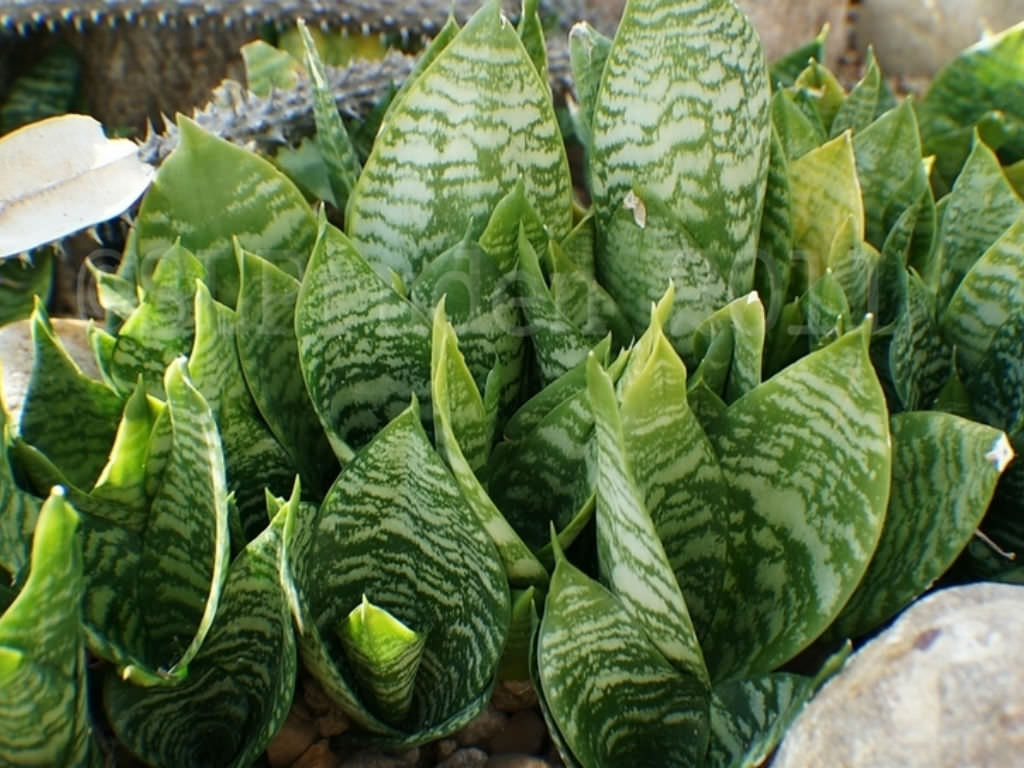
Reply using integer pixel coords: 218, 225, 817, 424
856, 0, 1024, 77
772, 583, 1024, 768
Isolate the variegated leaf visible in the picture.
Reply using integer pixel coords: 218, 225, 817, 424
346, 0, 572, 284
0, 376, 41, 588
596, 186, 730, 361
0, 489, 94, 768
109, 241, 204, 398
281, 401, 509, 745
135, 116, 317, 306
567, 21, 612, 159
691, 292, 766, 404
296, 216, 431, 453
829, 412, 1012, 640
548, 239, 632, 349
188, 281, 295, 539
705, 322, 891, 681
755, 125, 794, 319
236, 248, 337, 497
826, 216, 878, 322
588, 353, 709, 682
829, 48, 895, 137
934, 136, 1023, 305
82, 360, 230, 686
536, 535, 710, 768
0, 250, 52, 327
104, 500, 297, 767
788, 132, 863, 292
800, 270, 850, 350
768, 26, 828, 90
889, 270, 950, 411
477, 177, 549, 275
18, 301, 122, 490
89, 380, 161, 514
616, 286, 730, 639
590, 0, 771, 297
771, 89, 824, 162
431, 305, 547, 585
791, 60, 845, 134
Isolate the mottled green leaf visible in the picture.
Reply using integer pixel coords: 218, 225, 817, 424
296, 216, 431, 452
281, 401, 509, 744
771, 89, 824, 162
792, 60, 845, 133
705, 322, 891, 681
889, 270, 950, 411
346, 0, 572, 284
800, 270, 849, 350
567, 21, 613, 158
82, 360, 230, 686
590, 0, 770, 296
109, 241, 204, 397
536, 535, 710, 768
104, 502, 296, 768
236, 248, 336, 496
19, 301, 122, 490
431, 304, 547, 586
0, 250, 53, 327
769, 26, 828, 90
188, 281, 295, 539
136, 116, 316, 306
0, 377, 40, 588
0, 489, 93, 768
755, 126, 794, 317
830, 48, 894, 137
241, 39, 301, 96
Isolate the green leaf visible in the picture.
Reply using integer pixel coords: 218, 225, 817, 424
941, 212, 1024, 373
281, 400, 509, 744
19, 301, 123, 490
89, 379, 160, 513
241, 39, 301, 96
188, 281, 295, 539
588, 353, 709, 683
769, 26, 828, 90
705, 322, 891, 681
567, 21, 612, 158
548, 239, 632, 349
788, 132, 864, 292
828, 412, 1011, 640
0, 250, 53, 327
791, 60, 845, 133
691, 292, 766, 404
756, 126, 794, 317
597, 186, 730, 360
933, 136, 1023, 304
81, 360, 230, 686
889, 270, 950, 411
0, 489, 93, 768
236, 248, 337, 496
135, 116, 316, 306
109, 241, 204, 397
800, 270, 850, 350
296, 216, 431, 452
296, 20, 362, 210
0, 369, 41, 588
517, 0, 549, 83
346, 0, 572, 284
431, 305, 548, 586
339, 595, 426, 726
104, 500, 297, 768
589, 0, 771, 296
499, 587, 537, 681
966, 309, 1024, 437
829, 48, 895, 137
771, 89, 825, 162
536, 534, 710, 768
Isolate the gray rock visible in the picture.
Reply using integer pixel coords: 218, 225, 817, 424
488, 710, 548, 756
485, 755, 555, 768
436, 747, 489, 768
772, 583, 1024, 768
856, 0, 1024, 77
454, 705, 508, 748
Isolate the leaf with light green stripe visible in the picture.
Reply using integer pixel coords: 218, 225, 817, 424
81, 360, 230, 686
691, 292, 766, 404
706, 643, 850, 768
281, 400, 509, 745
297, 20, 361, 211
0, 379, 40, 588
789, 132, 863, 292
431, 305, 548, 586
188, 281, 296, 539
828, 412, 1011, 640
346, 0, 572, 284
477, 177, 549, 274
800, 270, 850, 350
829, 48, 894, 137
590, 0, 770, 297
104, 499, 297, 768
136, 116, 317, 306
940, 213, 1024, 370
597, 186, 730, 360
616, 286, 730, 639
771, 89, 824, 162
933, 137, 1023, 305
296, 216, 431, 453
769, 26, 828, 90
826, 216, 878, 321
588, 353, 710, 683
536, 534, 710, 768
0, 489, 93, 768
0, 249, 52, 327
236, 248, 337, 496
567, 21, 612, 159
755, 125, 794, 318
339, 595, 426, 726
90, 380, 161, 514
967, 311, 1024, 438
548, 239, 632, 349
791, 60, 844, 134
889, 270, 950, 411
18, 301, 123, 490
109, 241, 204, 398
704, 321, 891, 681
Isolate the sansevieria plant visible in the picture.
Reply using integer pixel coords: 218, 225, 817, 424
1, 0, 1021, 766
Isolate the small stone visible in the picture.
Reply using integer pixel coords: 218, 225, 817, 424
291, 740, 339, 768
490, 681, 538, 713
266, 709, 318, 768
434, 739, 459, 759
454, 705, 507, 747
488, 710, 547, 756
317, 709, 351, 738
773, 583, 1024, 768
336, 748, 419, 768
436, 747, 489, 768
485, 755, 554, 768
